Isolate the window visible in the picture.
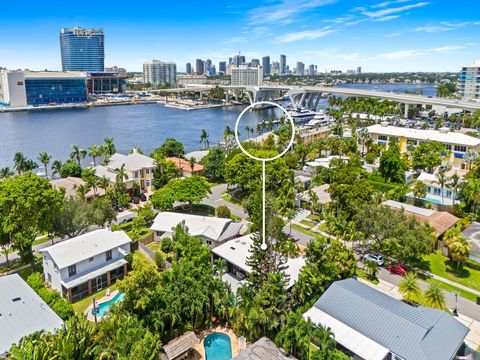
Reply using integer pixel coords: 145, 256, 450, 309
17, 81, 24, 86
89, 257, 94, 262
454, 145, 467, 152
134, 171, 139, 178
443, 144, 452, 151
146, 180, 150, 187
106, 250, 112, 261
407, 139, 417, 145
68, 265, 76, 277
145, 168, 150, 174
379, 135, 388, 141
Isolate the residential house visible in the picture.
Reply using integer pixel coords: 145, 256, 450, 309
367, 123, 480, 169
165, 156, 204, 177
294, 174, 312, 191
51, 176, 105, 200
40, 229, 132, 302
93, 149, 156, 195
408, 170, 466, 206
234, 337, 297, 360
0, 274, 63, 356
462, 222, 480, 263
150, 212, 243, 247
304, 156, 349, 174
212, 234, 306, 293
304, 279, 469, 360
296, 183, 331, 210
383, 200, 459, 237
185, 150, 209, 163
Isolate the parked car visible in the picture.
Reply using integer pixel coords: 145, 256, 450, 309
386, 263, 407, 276
131, 196, 140, 205
111, 201, 125, 212
139, 193, 147, 202
363, 253, 384, 267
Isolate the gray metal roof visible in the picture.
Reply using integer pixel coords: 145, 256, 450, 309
312, 279, 469, 360
0, 274, 63, 355
234, 337, 297, 360
462, 221, 480, 256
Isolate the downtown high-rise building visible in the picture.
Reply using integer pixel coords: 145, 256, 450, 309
143, 60, 177, 87
186, 63, 192, 75
459, 60, 480, 100
231, 65, 263, 86
308, 64, 315, 76
296, 62, 305, 76
60, 27, 104, 72
251, 59, 260, 67
357, 66, 362, 74
195, 59, 204, 75
280, 54, 286, 75
233, 54, 245, 67
206, 59, 212, 70
262, 56, 271, 76
219, 61, 227, 75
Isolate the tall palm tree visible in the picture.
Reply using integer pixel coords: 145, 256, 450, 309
244, 126, 251, 138
189, 157, 196, 175
51, 160, 63, 178
449, 237, 471, 269
13, 152, 27, 174
412, 180, 427, 204
37, 152, 52, 178
98, 176, 111, 192
104, 137, 116, 158
435, 170, 448, 205
88, 145, 103, 166
70, 145, 87, 165
423, 282, 446, 309
448, 172, 461, 205
0, 167, 13, 179
200, 129, 210, 149
114, 164, 129, 189
224, 126, 234, 138
398, 272, 422, 303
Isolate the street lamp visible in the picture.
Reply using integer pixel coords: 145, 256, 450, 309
452, 292, 458, 317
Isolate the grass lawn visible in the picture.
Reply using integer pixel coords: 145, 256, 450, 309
291, 224, 318, 237
317, 222, 330, 233
356, 267, 379, 284
424, 252, 480, 293
300, 219, 316, 228
307, 214, 321, 222
72, 284, 118, 314
421, 276, 478, 303
33, 235, 52, 246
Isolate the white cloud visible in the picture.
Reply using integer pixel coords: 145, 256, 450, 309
377, 45, 465, 59
276, 28, 336, 42
361, 2, 429, 18
372, 0, 413, 8
247, 0, 337, 25
226, 37, 247, 44
413, 21, 480, 33
371, 15, 401, 21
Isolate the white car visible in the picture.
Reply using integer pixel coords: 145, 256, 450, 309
363, 253, 384, 267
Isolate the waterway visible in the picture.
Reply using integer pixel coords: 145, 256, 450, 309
0, 83, 435, 168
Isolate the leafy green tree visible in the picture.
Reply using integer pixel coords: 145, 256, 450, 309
216, 205, 231, 218
202, 147, 226, 180
0, 173, 63, 270
448, 237, 471, 269
399, 272, 422, 303
411, 142, 446, 173
38, 151, 52, 178
379, 145, 407, 183
151, 187, 175, 211
154, 138, 185, 157
153, 158, 178, 188
60, 160, 82, 178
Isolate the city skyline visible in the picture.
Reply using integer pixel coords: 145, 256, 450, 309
0, 0, 479, 73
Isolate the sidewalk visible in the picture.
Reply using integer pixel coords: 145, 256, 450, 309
358, 277, 480, 351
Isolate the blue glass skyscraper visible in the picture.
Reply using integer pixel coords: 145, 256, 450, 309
60, 27, 104, 72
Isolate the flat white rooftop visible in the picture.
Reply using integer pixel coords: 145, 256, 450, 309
0, 274, 63, 355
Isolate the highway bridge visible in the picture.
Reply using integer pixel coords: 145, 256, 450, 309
152, 84, 480, 115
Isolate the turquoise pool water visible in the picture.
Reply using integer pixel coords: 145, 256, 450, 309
204, 333, 232, 360
92, 292, 125, 318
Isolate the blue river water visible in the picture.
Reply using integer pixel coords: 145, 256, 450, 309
0, 83, 435, 168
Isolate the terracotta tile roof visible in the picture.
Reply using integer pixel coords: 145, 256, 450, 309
414, 211, 459, 237
165, 157, 204, 173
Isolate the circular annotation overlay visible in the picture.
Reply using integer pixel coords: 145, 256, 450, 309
234, 101, 295, 162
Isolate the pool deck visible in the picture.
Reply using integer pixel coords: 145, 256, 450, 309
85, 289, 119, 322
193, 325, 239, 359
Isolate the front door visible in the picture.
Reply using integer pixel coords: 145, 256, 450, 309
96, 276, 103, 291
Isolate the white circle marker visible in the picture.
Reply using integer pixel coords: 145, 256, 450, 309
234, 101, 295, 251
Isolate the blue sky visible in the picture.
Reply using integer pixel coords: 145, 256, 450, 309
0, 0, 479, 72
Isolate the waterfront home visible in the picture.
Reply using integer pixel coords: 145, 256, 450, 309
165, 156, 204, 177
185, 150, 209, 163
212, 234, 306, 293
0, 274, 63, 356
383, 200, 458, 237
93, 148, 156, 195
462, 222, 480, 263
367, 123, 480, 169
234, 337, 297, 360
51, 176, 105, 200
304, 278, 469, 360
40, 229, 131, 302
150, 212, 242, 247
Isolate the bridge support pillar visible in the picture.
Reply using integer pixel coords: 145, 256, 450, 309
404, 103, 409, 119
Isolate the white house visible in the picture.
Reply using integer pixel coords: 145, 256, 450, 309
40, 229, 132, 302
0, 274, 63, 356
93, 149, 156, 195
212, 234, 306, 293
150, 212, 243, 247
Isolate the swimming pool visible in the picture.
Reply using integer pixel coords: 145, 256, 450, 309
204, 332, 232, 360
92, 292, 125, 318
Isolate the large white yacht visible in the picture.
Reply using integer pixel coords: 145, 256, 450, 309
288, 107, 316, 122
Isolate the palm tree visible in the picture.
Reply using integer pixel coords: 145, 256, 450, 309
398, 272, 422, 303
70, 145, 87, 165
412, 180, 427, 205
189, 157, 196, 175
51, 160, 63, 178
224, 126, 234, 138
448, 172, 461, 205
244, 126, 252, 138
37, 152, 52, 178
104, 137, 116, 158
449, 237, 471, 269
98, 176, 111, 192
200, 129, 210, 149
74, 183, 90, 199
13, 152, 27, 174
114, 164, 128, 189
88, 145, 103, 166
0, 167, 13, 179
423, 282, 446, 309
435, 170, 448, 205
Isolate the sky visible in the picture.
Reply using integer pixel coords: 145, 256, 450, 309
0, 0, 479, 73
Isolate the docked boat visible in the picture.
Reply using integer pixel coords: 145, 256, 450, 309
288, 107, 316, 122
306, 112, 332, 127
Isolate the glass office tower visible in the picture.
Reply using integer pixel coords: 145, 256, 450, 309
60, 27, 105, 72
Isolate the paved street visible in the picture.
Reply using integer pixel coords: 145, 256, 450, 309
203, 184, 246, 219
0, 237, 59, 267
